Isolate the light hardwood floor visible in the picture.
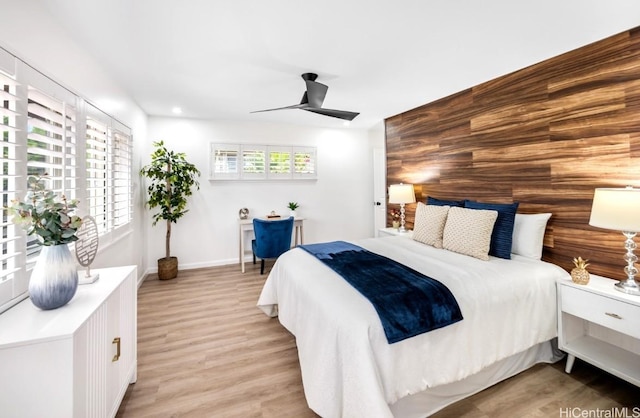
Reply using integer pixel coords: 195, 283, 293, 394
117, 261, 639, 418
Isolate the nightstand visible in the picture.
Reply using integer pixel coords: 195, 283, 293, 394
378, 227, 413, 238
557, 274, 640, 387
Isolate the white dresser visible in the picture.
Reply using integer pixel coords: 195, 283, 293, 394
0, 265, 137, 418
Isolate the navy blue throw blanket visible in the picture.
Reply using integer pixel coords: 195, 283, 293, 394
299, 241, 463, 344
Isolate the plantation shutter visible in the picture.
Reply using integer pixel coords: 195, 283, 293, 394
267, 146, 292, 179
0, 53, 28, 313
210, 143, 239, 179
85, 105, 109, 235
293, 146, 317, 179
241, 145, 266, 179
111, 123, 132, 229
26, 74, 78, 265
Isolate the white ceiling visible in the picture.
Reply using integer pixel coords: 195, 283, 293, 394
36, 0, 640, 130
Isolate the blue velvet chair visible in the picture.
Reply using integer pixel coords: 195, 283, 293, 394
252, 217, 294, 274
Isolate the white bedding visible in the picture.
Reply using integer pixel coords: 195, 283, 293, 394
257, 236, 570, 417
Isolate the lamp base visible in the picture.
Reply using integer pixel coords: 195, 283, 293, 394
614, 279, 640, 296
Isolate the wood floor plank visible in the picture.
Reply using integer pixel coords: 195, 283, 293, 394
117, 263, 639, 417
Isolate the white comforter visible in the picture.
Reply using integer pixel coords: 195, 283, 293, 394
257, 236, 570, 418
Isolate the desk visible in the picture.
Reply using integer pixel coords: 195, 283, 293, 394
239, 217, 305, 272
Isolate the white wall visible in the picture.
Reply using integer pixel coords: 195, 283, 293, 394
0, 1, 148, 282
144, 117, 379, 270
0, 1, 386, 277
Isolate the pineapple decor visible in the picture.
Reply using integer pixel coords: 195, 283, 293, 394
571, 257, 590, 285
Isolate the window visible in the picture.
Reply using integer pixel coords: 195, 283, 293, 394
0, 55, 26, 314
85, 105, 132, 241
210, 143, 317, 180
0, 48, 133, 313
210, 143, 239, 180
268, 147, 291, 179
27, 85, 78, 265
242, 146, 266, 179
112, 124, 132, 229
293, 147, 316, 179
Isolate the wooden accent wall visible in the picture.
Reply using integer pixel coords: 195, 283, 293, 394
385, 27, 640, 280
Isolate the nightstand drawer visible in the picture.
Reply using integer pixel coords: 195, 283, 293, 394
560, 285, 640, 339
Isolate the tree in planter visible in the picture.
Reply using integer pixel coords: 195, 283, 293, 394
140, 141, 201, 280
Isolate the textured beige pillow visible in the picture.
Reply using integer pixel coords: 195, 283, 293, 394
443, 206, 498, 260
412, 202, 450, 248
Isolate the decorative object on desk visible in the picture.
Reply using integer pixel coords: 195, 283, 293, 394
390, 208, 401, 229
267, 211, 281, 219
388, 183, 416, 232
140, 140, 201, 280
238, 207, 249, 220
570, 257, 590, 285
287, 202, 299, 218
75, 215, 100, 284
6, 175, 83, 310
589, 186, 640, 295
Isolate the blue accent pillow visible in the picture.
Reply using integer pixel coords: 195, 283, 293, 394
464, 200, 519, 259
427, 196, 464, 207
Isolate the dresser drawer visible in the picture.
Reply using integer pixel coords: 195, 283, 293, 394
560, 285, 640, 339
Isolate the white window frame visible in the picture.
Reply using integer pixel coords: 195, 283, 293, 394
209, 142, 317, 181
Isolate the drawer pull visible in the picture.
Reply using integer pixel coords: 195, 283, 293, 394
112, 337, 121, 362
605, 312, 623, 320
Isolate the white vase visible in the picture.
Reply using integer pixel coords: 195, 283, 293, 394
290, 210, 297, 218
29, 244, 79, 310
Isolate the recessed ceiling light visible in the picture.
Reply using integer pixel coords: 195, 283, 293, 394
172, 107, 182, 115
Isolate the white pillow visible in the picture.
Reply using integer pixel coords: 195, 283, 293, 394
443, 206, 498, 261
412, 202, 450, 248
511, 213, 552, 260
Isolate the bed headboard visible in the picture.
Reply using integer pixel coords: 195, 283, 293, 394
385, 27, 640, 280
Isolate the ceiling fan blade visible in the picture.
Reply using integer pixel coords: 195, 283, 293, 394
304, 107, 359, 121
250, 103, 308, 113
303, 79, 328, 108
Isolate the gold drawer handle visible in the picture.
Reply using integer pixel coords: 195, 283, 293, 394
605, 312, 622, 320
112, 337, 121, 362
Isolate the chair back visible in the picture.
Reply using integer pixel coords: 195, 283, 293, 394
252, 217, 294, 259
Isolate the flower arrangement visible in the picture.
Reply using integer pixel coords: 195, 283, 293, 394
7, 176, 83, 246
390, 208, 401, 221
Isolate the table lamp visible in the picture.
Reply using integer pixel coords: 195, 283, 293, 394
388, 183, 416, 232
589, 187, 640, 295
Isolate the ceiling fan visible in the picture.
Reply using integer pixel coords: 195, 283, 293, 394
252, 73, 359, 121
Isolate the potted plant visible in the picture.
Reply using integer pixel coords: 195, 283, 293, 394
287, 202, 299, 218
140, 141, 200, 280
7, 175, 83, 309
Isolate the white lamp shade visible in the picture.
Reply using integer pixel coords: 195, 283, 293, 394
388, 183, 416, 204
589, 187, 640, 232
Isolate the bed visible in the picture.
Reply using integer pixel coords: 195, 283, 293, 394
257, 208, 570, 417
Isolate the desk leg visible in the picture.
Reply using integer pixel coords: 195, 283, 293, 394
293, 225, 304, 246
240, 226, 245, 273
